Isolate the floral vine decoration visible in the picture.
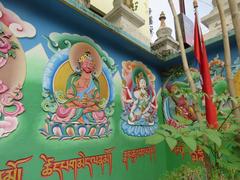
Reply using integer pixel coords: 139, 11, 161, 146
0, 24, 19, 68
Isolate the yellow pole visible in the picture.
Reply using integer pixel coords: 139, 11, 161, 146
168, 0, 203, 121
216, 0, 240, 117
228, 0, 240, 56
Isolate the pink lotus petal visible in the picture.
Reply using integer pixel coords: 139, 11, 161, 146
92, 111, 107, 123
0, 80, 8, 94
52, 127, 62, 137
1, 93, 13, 106
99, 127, 105, 135
0, 33, 12, 54
66, 127, 75, 136
0, 116, 18, 135
52, 106, 76, 122
0, 57, 7, 68
13, 90, 23, 101
89, 128, 96, 136
79, 127, 86, 136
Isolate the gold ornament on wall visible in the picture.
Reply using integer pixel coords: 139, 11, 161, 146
124, 0, 138, 11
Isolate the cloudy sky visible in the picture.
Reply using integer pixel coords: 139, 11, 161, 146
149, 0, 214, 42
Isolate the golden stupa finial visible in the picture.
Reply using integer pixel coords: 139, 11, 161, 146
159, 11, 166, 28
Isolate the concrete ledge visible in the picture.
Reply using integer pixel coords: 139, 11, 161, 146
104, 4, 145, 28
60, 0, 151, 51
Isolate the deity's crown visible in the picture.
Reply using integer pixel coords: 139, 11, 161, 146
78, 51, 93, 63
135, 72, 144, 85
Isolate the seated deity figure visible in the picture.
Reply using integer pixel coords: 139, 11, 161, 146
52, 51, 106, 124
125, 72, 156, 125
121, 61, 158, 137
166, 83, 197, 121
41, 39, 116, 140
65, 51, 103, 112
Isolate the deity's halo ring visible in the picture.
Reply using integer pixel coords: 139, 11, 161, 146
69, 42, 102, 77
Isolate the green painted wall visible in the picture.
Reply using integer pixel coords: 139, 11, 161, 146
0, 1, 169, 179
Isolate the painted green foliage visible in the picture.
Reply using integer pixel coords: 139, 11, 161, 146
147, 57, 240, 179
0, 1, 167, 179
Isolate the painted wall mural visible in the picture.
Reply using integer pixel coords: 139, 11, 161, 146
0, 23, 26, 138
40, 33, 116, 140
0, 146, 158, 180
122, 145, 156, 170
121, 61, 158, 137
163, 69, 198, 126
0, 156, 32, 179
40, 148, 114, 180
0, 2, 36, 38
0, 1, 168, 179
162, 57, 236, 126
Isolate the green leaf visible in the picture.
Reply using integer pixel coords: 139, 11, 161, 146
0, 51, 6, 58
225, 152, 240, 163
8, 49, 16, 58
214, 80, 227, 96
181, 136, 197, 151
145, 134, 165, 145
220, 162, 240, 170
189, 130, 203, 138
205, 129, 222, 147
175, 115, 193, 125
174, 115, 187, 122
179, 127, 191, 134
200, 145, 210, 155
226, 124, 238, 132
165, 137, 177, 150
220, 147, 232, 156
10, 41, 19, 49
156, 129, 170, 137
234, 142, 240, 148
161, 124, 177, 133
173, 132, 181, 139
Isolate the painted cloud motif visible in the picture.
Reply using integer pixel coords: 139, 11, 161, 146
0, 3, 36, 38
